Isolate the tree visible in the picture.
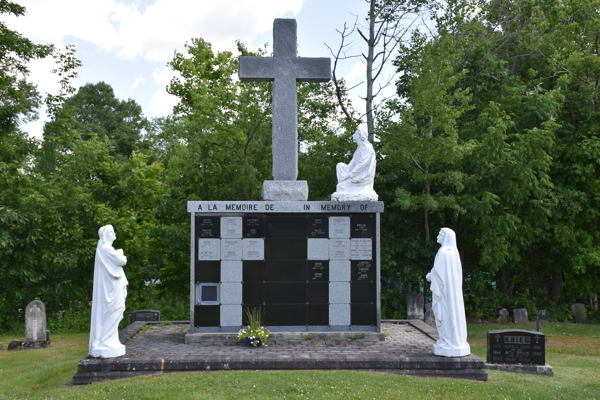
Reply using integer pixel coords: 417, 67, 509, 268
326, 0, 421, 141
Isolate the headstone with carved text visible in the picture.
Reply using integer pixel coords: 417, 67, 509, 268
487, 329, 545, 365
23, 300, 51, 349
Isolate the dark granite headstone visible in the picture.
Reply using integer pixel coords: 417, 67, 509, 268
487, 329, 545, 365
512, 308, 528, 323
130, 309, 160, 323
406, 294, 424, 320
537, 309, 548, 322
570, 303, 588, 323
498, 308, 509, 322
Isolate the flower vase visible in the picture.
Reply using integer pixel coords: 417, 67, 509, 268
246, 338, 262, 347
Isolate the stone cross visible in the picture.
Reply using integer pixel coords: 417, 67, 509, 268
239, 19, 331, 180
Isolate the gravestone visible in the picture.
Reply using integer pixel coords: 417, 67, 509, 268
498, 308, 509, 322
512, 308, 528, 323
487, 329, 545, 365
406, 294, 424, 320
130, 309, 160, 324
23, 300, 51, 349
424, 302, 435, 327
537, 309, 548, 322
239, 18, 331, 200
570, 303, 588, 323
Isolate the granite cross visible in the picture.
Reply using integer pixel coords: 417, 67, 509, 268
239, 19, 331, 181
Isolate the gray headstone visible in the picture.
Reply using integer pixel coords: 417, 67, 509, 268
537, 309, 548, 322
239, 19, 331, 181
424, 302, 436, 327
570, 303, 588, 323
498, 308, 509, 322
0, 342, 3, 350
25, 300, 47, 342
512, 308, 529, 323
406, 294, 424, 320
130, 310, 160, 323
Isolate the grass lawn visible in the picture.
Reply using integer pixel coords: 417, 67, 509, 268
0, 322, 598, 400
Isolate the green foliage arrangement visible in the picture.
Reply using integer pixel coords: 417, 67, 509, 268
237, 307, 270, 347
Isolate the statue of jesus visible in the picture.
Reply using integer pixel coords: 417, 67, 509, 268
331, 127, 378, 201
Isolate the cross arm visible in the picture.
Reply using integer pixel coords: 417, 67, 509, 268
239, 57, 331, 83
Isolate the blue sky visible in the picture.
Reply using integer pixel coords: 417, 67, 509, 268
7, 0, 403, 139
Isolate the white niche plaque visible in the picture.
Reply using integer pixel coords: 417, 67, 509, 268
351, 238, 372, 260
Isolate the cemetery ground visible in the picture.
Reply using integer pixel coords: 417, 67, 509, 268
0, 322, 598, 400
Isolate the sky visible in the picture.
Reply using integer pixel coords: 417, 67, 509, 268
6, 0, 402, 140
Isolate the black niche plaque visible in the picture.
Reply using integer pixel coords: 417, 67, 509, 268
264, 260, 307, 281
309, 261, 328, 281
351, 260, 374, 281
264, 238, 307, 260
487, 329, 545, 365
196, 261, 220, 283
196, 216, 220, 238
243, 215, 264, 238
194, 305, 220, 327
351, 214, 375, 238
265, 216, 307, 238
308, 216, 328, 238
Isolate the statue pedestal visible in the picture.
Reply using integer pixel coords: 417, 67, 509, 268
331, 191, 378, 202
262, 180, 308, 201
89, 344, 126, 358
433, 342, 471, 357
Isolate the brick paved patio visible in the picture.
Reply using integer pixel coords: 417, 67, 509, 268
73, 320, 487, 384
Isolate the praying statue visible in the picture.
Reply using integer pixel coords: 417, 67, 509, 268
426, 228, 471, 357
331, 126, 378, 201
89, 224, 128, 358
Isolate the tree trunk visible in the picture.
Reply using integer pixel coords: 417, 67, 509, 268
366, 0, 376, 142
551, 273, 563, 301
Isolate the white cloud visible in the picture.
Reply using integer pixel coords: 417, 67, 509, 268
130, 75, 146, 90
344, 61, 364, 84
149, 86, 179, 118
8, 0, 306, 62
152, 66, 177, 85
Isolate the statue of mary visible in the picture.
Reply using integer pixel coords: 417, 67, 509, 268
426, 228, 471, 357
89, 224, 128, 358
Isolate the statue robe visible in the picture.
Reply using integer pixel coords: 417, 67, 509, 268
89, 242, 128, 357
429, 228, 470, 357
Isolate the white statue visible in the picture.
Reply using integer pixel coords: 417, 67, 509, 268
89, 224, 128, 358
426, 228, 471, 357
331, 127, 378, 201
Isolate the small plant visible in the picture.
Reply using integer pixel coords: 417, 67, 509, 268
237, 306, 270, 347
304, 334, 315, 340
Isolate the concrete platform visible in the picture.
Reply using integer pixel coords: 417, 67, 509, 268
72, 320, 487, 384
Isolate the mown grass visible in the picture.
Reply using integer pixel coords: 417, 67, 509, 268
0, 322, 599, 400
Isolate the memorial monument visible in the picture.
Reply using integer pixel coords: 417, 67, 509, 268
89, 224, 128, 358
186, 19, 384, 340
426, 228, 471, 357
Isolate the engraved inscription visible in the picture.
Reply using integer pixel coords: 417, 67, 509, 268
221, 239, 242, 260
329, 239, 350, 259
308, 216, 328, 238
198, 217, 219, 237
351, 238, 372, 260
353, 260, 373, 281
221, 217, 242, 238
243, 239, 264, 260
198, 239, 220, 260
243, 216, 263, 238
329, 217, 350, 238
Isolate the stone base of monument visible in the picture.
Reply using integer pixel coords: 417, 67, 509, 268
331, 191, 378, 202
484, 363, 554, 376
261, 180, 308, 201
185, 331, 385, 344
72, 319, 488, 385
